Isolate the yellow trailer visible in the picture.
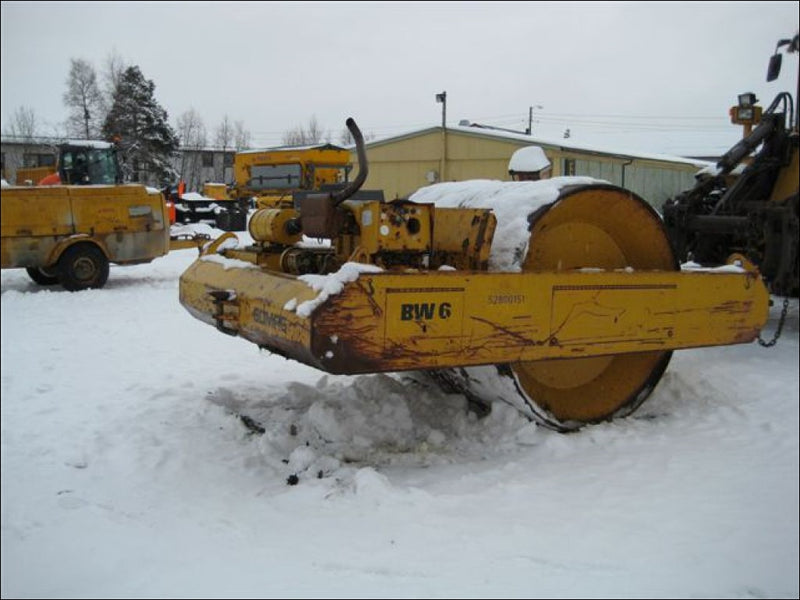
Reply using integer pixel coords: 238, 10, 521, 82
1, 141, 210, 290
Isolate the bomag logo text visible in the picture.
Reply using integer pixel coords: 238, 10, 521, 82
400, 302, 452, 321
253, 307, 288, 333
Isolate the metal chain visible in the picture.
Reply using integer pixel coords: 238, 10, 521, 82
758, 296, 791, 348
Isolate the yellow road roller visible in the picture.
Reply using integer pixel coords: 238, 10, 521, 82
179, 118, 770, 432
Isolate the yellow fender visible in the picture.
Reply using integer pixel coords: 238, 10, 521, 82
201, 231, 239, 257
45, 234, 109, 268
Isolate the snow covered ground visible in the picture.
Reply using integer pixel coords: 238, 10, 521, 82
1, 225, 798, 598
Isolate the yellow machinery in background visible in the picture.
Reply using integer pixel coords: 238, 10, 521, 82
231, 143, 353, 210
664, 33, 798, 299
14, 165, 56, 185
179, 118, 772, 432
1, 141, 209, 291
202, 182, 231, 201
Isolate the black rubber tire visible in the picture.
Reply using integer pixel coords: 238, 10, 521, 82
26, 266, 60, 286
57, 244, 110, 291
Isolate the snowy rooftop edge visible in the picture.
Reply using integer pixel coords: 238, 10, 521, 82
354, 124, 716, 168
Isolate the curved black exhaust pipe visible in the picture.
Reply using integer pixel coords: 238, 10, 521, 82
293, 117, 370, 239
331, 117, 368, 207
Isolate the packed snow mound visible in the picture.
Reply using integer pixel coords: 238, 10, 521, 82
409, 177, 604, 271
180, 191, 216, 201
207, 371, 542, 485
170, 222, 228, 239
508, 145, 551, 172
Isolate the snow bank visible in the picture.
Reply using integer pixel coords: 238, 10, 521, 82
409, 176, 604, 271
508, 145, 551, 172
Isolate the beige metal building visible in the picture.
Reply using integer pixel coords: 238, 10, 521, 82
351, 125, 713, 210
3, 127, 713, 212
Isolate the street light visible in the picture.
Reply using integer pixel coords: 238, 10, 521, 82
435, 91, 447, 182
435, 91, 447, 129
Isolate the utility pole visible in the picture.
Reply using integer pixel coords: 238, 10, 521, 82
527, 104, 543, 136
436, 91, 447, 182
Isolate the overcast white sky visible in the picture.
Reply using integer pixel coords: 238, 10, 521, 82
1, 1, 797, 155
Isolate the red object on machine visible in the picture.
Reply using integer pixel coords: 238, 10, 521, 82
165, 181, 185, 225
39, 173, 61, 185
166, 201, 177, 225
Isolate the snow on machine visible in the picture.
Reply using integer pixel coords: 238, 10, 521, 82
178, 116, 774, 432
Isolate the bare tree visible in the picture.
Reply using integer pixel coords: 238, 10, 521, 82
213, 115, 235, 182
2, 106, 42, 181
101, 49, 128, 115
282, 115, 329, 146
339, 126, 376, 146
214, 115, 233, 149
282, 126, 305, 146
3, 106, 38, 141
63, 58, 104, 139
176, 108, 208, 191
233, 120, 251, 151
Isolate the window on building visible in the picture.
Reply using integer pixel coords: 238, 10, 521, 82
563, 158, 576, 176
23, 153, 57, 168
223, 152, 234, 167
201, 152, 214, 167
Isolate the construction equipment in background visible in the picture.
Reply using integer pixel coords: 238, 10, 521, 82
663, 32, 799, 298
230, 143, 354, 210
1, 141, 210, 291
5, 140, 113, 187
203, 182, 230, 200
0, 139, 122, 188
14, 164, 57, 186
166, 181, 250, 232
167, 144, 361, 231
179, 117, 771, 432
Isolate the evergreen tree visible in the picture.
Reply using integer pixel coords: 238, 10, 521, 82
102, 66, 178, 185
